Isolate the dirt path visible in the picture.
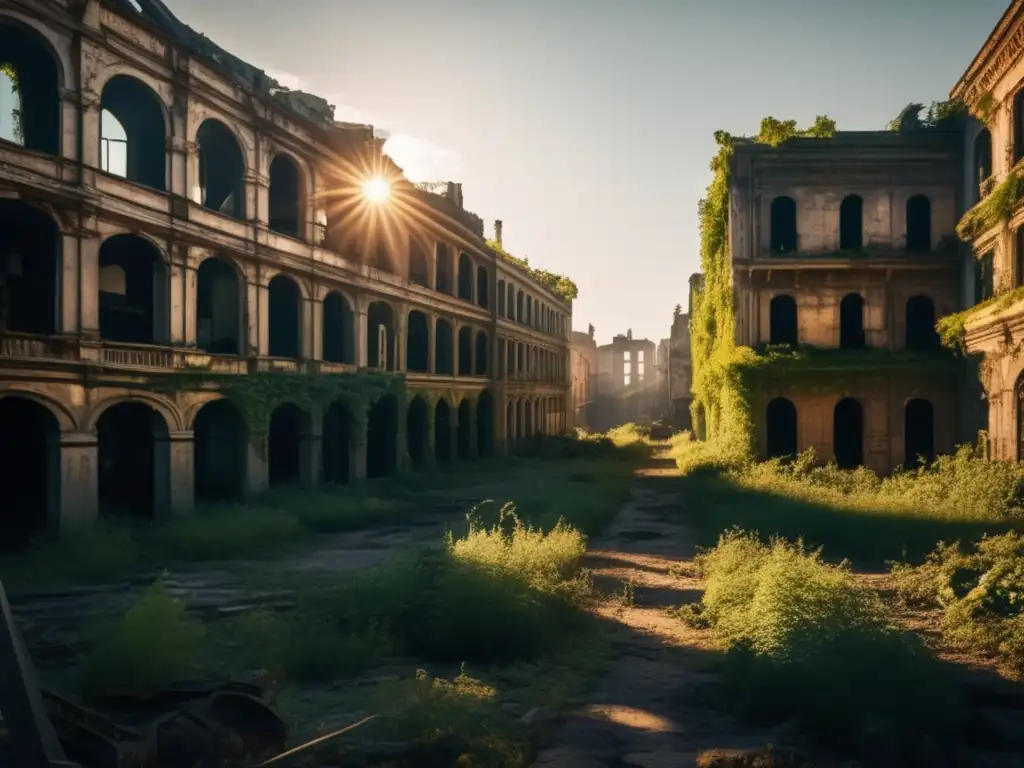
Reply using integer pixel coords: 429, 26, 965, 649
531, 451, 792, 768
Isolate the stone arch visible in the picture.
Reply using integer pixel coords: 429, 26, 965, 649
905, 195, 931, 252
98, 233, 169, 345
96, 400, 171, 519
474, 330, 489, 376
87, 392, 183, 433
409, 237, 429, 287
99, 74, 167, 190
905, 295, 939, 351
457, 252, 473, 301
458, 326, 473, 376
839, 194, 863, 251
0, 199, 60, 335
457, 398, 472, 458
0, 15, 62, 154
268, 274, 302, 358
0, 396, 60, 548
268, 152, 303, 237
476, 264, 489, 309
193, 398, 247, 502
436, 318, 454, 375
366, 393, 398, 477
435, 242, 452, 293
435, 397, 453, 462
407, 310, 430, 373
839, 292, 865, 349
769, 294, 797, 346
367, 300, 396, 370
196, 118, 246, 218
268, 402, 310, 487
196, 255, 243, 354
770, 196, 797, 253
323, 290, 355, 364
407, 395, 430, 468
765, 397, 797, 459
477, 389, 494, 456
904, 398, 934, 470
0, 388, 78, 432
974, 127, 993, 202
833, 397, 863, 470
322, 400, 352, 484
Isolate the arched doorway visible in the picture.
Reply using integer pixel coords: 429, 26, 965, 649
406, 396, 430, 468
268, 275, 301, 358
457, 399, 472, 458
193, 399, 247, 502
905, 296, 939, 351
322, 292, 354, 364
0, 200, 60, 335
769, 295, 798, 345
322, 401, 352, 484
97, 401, 169, 519
100, 75, 167, 190
196, 119, 245, 218
765, 397, 797, 459
904, 398, 934, 469
839, 293, 865, 349
436, 319, 454, 375
99, 234, 168, 344
367, 301, 395, 370
268, 154, 301, 236
366, 394, 398, 477
407, 311, 429, 372
0, 397, 59, 548
477, 390, 494, 457
268, 403, 307, 487
0, 20, 61, 154
435, 399, 453, 462
833, 398, 863, 470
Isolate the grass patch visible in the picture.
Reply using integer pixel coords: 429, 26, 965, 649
689, 530, 967, 763
892, 531, 1024, 676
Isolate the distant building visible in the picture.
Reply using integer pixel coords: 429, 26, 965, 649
656, 338, 671, 418
591, 332, 659, 430
669, 308, 693, 431
570, 326, 598, 429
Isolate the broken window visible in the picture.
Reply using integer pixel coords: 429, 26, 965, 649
268, 154, 301, 237
409, 238, 429, 287
839, 292, 865, 349
436, 318, 454, 375
905, 195, 931, 251
99, 234, 167, 344
975, 128, 993, 202
0, 22, 60, 154
196, 256, 241, 354
457, 252, 473, 301
196, 119, 245, 218
839, 195, 863, 251
435, 243, 452, 293
770, 196, 797, 253
100, 75, 166, 190
904, 398, 934, 469
476, 265, 489, 309
0, 200, 59, 335
407, 310, 429, 372
905, 295, 939, 351
769, 294, 798, 345
267, 274, 301, 358
833, 397, 863, 469
322, 291, 354, 363
765, 397, 797, 459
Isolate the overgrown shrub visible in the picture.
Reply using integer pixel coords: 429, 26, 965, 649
691, 530, 966, 762
892, 531, 1024, 675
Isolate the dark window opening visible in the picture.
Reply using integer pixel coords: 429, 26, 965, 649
474, 331, 489, 376
770, 196, 797, 253
0, 200, 58, 334
196, 119, 245, 218
268, 403, 305, 487
516, 291, 524, 322
498, 280, 506, 316
435, 243, 452, 293
0, 22, 60, 154
1015, 89, 1024, 164
194, 399, 246, 502
435, 319, 454, 375
406, 396, 429, 468
906, 195, 931, 252
507, 284, 516, 320
769, 294, 798, 345
407, 310, 429, 372
975, 252, 995, 304
100, 75, 166, 190
974, 128, 993, 203
322, 291, 354, 363
268, 274, 301, 358
839, 195, 863, 251
765, 397, 798, 459
477, 390, 494, 457
457, 252, 473, 301
0, 397, 58, 550
833, 397, 863, 470
476, 265, 489, 309
839, 293, 865, 349
322, 401, 351, 485
366, 394, 398, 478
268, 154, 301, 237
97, 402, 168, 519
458, 326, 473, 376
904, 398, 935, 470
905, 295, 939, 351
99, 234, 167, 345
367, 301, 395, 370
409, 239, 429, 287
435, 399, 453, 462
457, 399, 472, 457
196, 257, 241, 354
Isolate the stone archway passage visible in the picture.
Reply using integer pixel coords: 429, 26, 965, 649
407, 396, 430, 468
477, 390, 495, 457
0, 199, 60, 335
435, 399, 453, 462
268, 403, 307, 487
904, 398, 935, 470
322, 401, 351, 484
323, 292, 355, 364
436, 319, 454, 375
457, 399, 472, 458
765, 397, 797, 459
833, 397, 863, 470
367, 394, 398, 478
97, 401, 169, 520
0, 397, 59, 550
194, 399, 247, 502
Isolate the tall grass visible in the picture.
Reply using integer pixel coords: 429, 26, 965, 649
689, 530, 967, 763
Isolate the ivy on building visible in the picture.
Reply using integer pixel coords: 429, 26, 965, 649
487, 240, 579, 301
885, 100, 967, 132
957, 166, 1024, 241
937, 285, 1024, 352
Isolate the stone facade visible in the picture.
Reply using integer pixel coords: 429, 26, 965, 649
591, 334, 659, 430
0, 0, 571, 546
668, 311, 692, 431
729, 132, 964, 474
569, 328, 596, 430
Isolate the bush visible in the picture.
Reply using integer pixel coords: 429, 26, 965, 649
159, 504, 305, 560
692, 530, 966, 762
892, 531, 1024, 675
4, 520, 140, 589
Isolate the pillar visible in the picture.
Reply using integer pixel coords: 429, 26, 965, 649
299, 425, 322, 488
58, 231, 79, 336
245, 433, 270, 496
396, 306, 408, 373
311, 296, 324, 361
301, 295, 316, 361
356, 307, 369, 367
58, 432, 98, 531
78, 231, 100, 339
168, 431, 195, 512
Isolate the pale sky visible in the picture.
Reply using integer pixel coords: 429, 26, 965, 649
162, 0, 1006, 345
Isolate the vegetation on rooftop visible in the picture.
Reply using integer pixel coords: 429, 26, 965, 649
487, 239, 579, 301
885, 100, 968, 132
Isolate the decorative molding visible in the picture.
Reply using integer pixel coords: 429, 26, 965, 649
966, 17, 1024, 105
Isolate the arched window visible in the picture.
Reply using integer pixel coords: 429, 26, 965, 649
765, 397, 797, 459
769, 294, 798, 345
770, 196, 797, 253
839, 293, 865, 349
833, 398, 863, 469
905, 195, 931, 252
905, 295, 938, 351
839, 195, 863, 251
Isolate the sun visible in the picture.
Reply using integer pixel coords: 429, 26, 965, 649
362, 176, 390, 203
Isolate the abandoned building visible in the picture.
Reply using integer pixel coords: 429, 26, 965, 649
668, 307, 693, 432
590, 332, 660, 430
953, 0, 1024, 462
0, 0, 573, 547
729, 130, 965, 474
569, 326, 596, 430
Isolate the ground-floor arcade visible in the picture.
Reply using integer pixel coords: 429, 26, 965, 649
0, 377, 570, 548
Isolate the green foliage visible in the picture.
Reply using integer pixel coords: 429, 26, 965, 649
956, 167, 1024, 241
892, 531, 1024, 675
733, 345, 961, 387
487, 239, 578, 301
937, 285, 1024, 350
886, 100, 967, 132
755, 115, 837, 146
976, 91, 996, 124
691, 531, 966, 761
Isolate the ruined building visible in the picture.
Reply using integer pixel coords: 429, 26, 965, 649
668, 307, 692, 432
591, 332, 659, 430
0, 0, 572, 547
569, 325, 596, 430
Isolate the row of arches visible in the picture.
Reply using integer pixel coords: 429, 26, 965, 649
767, 293, 940, 351
764, 396, 935, 470
0, 389, 499, 549
497, 278, 567, 338
769, 194, 933, 254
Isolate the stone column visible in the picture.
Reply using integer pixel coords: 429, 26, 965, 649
395, 305, 408, 373
59, 432, 98, 531
80, 89, 101, 177
167, 136, 195, 202
469, 327, 477, 376
245, 273, 261, 356
168, 431, 195, 513
169, 244, 195, 346
245, 433, 270, 496
356, 305, 369, 367
310, 296, 323, 361
78, 230, 100, 339
58, 230, 80, 336
256, 279, 270, 356
59, 88, 79, 162
301, 295, 315, 361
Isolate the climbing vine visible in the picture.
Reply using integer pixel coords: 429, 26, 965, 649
956, 166, 1024, 241
937, 285, 1024, 351
487, 240, 579, 301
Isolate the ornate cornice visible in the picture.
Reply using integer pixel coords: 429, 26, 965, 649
955, 1, 1024, 105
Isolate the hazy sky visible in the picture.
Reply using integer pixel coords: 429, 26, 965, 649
162, 0, 1006, 345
